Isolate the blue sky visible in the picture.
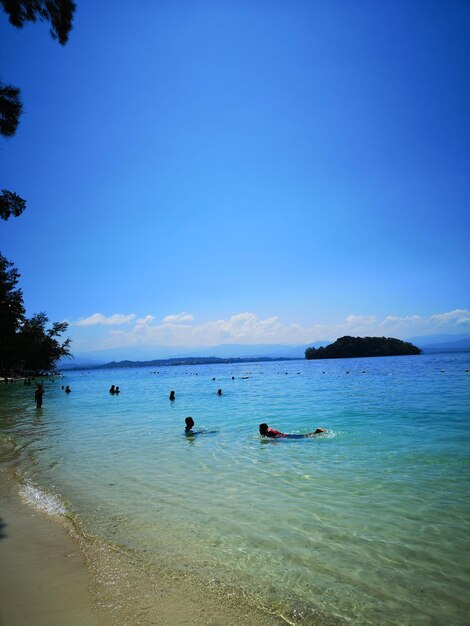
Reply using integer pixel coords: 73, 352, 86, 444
1, 0, 469, 352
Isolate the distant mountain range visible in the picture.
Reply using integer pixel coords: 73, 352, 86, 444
417, 339, 470, 353
58, 334, 470, 369
406, 333, 470, 353
85, 355, 296, 370
58, 342, 330, 368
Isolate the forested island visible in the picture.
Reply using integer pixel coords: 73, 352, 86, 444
305, 336, 421, 360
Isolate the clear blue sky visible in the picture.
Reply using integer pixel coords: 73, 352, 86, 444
1, 0, 469, 352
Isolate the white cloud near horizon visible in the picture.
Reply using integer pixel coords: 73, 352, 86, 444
163, 312, 194, 323
71, 313, 136, 327
430, 309, 470, 325
71, 308, 470, 350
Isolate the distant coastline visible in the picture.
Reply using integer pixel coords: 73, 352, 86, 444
61, 345, 470, 372
63, 355, 299, 371
59, 335, 470, 371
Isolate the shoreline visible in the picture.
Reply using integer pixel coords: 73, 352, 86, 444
2, 354, 468, 626
0, 464, 289, 626
0, 469, 98, 626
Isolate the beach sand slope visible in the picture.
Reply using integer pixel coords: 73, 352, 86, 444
0, 474, 98, 626
0, 472, 287, 626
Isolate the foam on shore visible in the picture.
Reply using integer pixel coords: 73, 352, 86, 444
2, 465, 288, 625
19, 481, 68, 516
0, 469, 98, 626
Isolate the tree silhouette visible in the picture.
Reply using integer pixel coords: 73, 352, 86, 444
0, 189, 26, 220
16, 312, 71, 374
305, 336, 421, 360
0, 253, 25, 373
0, 253, 71, 375
0, 0, 76, 219
0, 82, 22, 137
1, 0, 76, 45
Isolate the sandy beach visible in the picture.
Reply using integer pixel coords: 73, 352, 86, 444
0, 468, 285, 626
0, 471, 98, 626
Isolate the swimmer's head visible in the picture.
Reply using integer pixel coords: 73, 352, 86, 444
259, 423, 268, 436
185, 416, 194, 429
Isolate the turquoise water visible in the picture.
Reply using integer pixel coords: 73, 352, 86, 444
1, 353, 469, 624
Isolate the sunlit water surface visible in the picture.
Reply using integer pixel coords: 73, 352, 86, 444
1, 353, 469, 625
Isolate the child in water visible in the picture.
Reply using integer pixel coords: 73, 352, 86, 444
185, 416, 196, 433
184, 417, 216, 436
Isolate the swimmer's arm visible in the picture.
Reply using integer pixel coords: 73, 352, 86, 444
306, 428, 327, 437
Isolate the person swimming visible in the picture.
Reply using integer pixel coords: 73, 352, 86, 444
184, 416, 204, 435
169, 390, 175, 401
185, 416, 196, 433
259, 423, 326, 439
184, 417, 216, 436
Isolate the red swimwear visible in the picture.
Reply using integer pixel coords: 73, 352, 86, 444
266, 428, 286, 438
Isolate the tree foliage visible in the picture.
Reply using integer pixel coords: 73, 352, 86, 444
0, 82, 26, 217
0, 253, 25, 371
0, 0, 76, 44
1, 0, 76, 219
0, 189, 27, 220
0, 82, 22, 137
0, 253, 71, 375
305, 336, 421, 360
16, 312, 71, 374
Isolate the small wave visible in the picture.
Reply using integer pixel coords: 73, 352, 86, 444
322, 430, 338, 439
19, 482, 67, 517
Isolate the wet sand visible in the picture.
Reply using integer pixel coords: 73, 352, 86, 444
0, 470, 287, 626
0, 472, 98, 626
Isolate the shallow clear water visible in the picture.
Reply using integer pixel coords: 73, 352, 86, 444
1, 353, 469, 625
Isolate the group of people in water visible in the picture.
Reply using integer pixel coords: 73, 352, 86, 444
38, 385, 222, 400
170, 388, 222, 401
33, 382, 326, 439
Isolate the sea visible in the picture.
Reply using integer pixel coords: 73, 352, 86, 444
1, 352, 469, 625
